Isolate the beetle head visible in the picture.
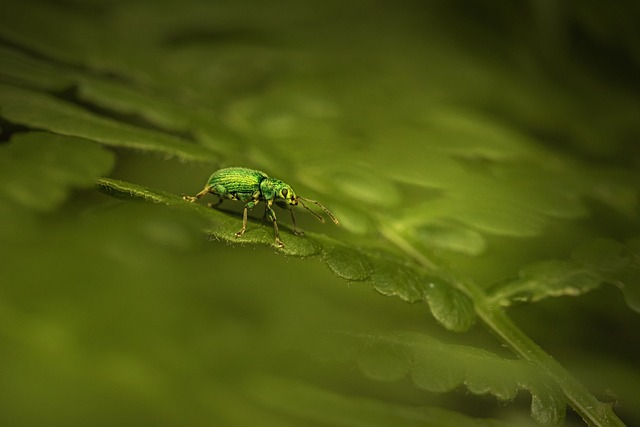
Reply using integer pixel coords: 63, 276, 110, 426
278, 186, 298, 206
275, 181, 339, 226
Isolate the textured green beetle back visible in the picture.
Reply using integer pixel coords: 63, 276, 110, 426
207, 167, 267, 194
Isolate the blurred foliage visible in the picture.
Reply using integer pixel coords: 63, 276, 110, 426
1, 0, 639, 426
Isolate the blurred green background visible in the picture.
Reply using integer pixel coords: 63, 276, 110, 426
1, 1, 639, 426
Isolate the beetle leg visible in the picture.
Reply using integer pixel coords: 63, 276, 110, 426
290, 208, 304, 236
265, 201, 285, 248
182, 186, 212, 202
235, 199, 258, 238
207, 196, 223, 209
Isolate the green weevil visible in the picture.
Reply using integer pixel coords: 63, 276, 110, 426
183, 167, 339, 248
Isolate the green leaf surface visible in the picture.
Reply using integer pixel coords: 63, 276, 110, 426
1, 0, 638, 426
426, 280, 476, 332
0, 83, 218, 162
247, 376, 519, 427
0, 132, 114, 217
96, 177, 477, 332
322, 244, 372, 281
355, 332, 565, 425
0, 46, 76, 92
489, 238, 640, 313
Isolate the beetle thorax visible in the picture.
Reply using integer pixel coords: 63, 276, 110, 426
260, 178, 298, 205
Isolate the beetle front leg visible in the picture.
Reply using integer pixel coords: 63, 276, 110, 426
290, 209, 304, 236
235, 200, 258, 238
265, 203, 285, 248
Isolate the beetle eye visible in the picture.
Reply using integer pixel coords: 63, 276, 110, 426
282, 189, 288, 197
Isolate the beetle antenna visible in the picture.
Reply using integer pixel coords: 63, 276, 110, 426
299, 197, 340, 225
298, 199, 325, 223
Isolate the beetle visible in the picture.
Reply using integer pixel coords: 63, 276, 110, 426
183, 167, 339, 247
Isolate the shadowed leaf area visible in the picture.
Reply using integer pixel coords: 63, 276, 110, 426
1, 0, 639, 426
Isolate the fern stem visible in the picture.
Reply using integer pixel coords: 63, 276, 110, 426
383, 227, 626, 427
472, 293, 625, 427
379, 224, 438, 270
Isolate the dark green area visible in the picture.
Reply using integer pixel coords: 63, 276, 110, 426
1, 1, 639, 426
